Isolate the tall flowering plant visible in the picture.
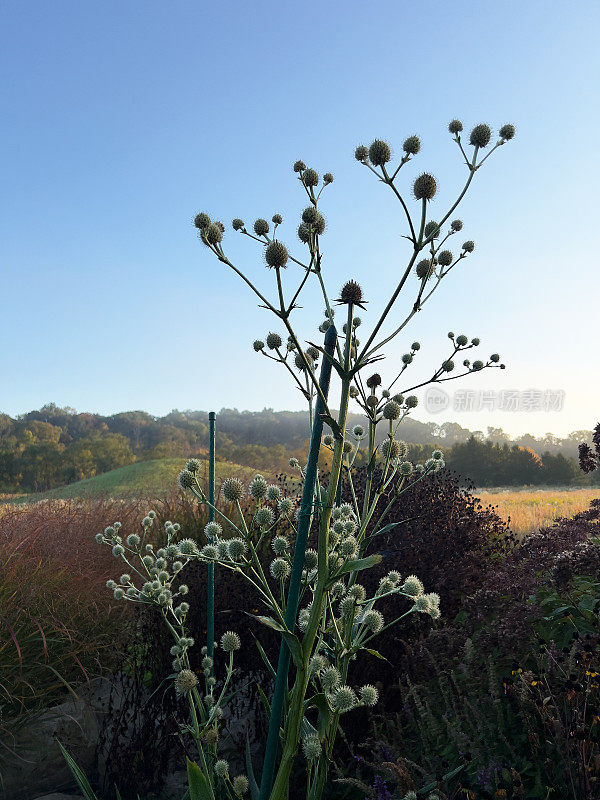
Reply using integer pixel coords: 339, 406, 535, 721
93, 120, 515, 800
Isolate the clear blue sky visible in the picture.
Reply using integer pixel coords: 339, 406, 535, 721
1, 0, 598, 437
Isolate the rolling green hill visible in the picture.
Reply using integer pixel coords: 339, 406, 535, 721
9, 458, 256, 503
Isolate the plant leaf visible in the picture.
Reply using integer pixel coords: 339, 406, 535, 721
56, 739, 99, 800
364, 648, 390, 663
331, 554, 382, 580
245, 733, 260, 800
186, 758, 214, 800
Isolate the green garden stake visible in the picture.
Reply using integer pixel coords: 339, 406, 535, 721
259, 324, 337, 800
207, 411, 216, 663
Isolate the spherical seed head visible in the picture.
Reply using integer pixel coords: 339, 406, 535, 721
194, 212, 211, 230
383, 400, 401, 420
323, 434, 334, 446
313, 212, 326, 234
414, 594, 431, 612
499, 123, 516, 140
255, 507, 275, 528
293, 160, 306, 173
175, 668, 198, 694
354, 144, 369, 161
405, 395, 418, 408
233, 775, 249, 797
266, 484, 281, 502
353, 425, 364, 437
302, 734, 322, 761
232, 218, 244, 231
456, 334, 468, 346
471, 336, 480, 345
451, 219, 463, 232
402, 353, 413, 364
266, 332, 282, 350
228, 538, 247, 561
403, 135, 421, 155
253, 339, 264, 352
126, 533, 140, 546
413, 173, 437, 201
303, 168, 319, 187
332, 685, 358, 713
462, 240, 475, 252
360, 684, 379, 706
221, 630, 241, 652
438, 250, 453, 267
205, 223, 223, 244
279, 497, 293, 514
297, 222, 310, 243
272, 535, 289, 555
272, 213, 282, 224
214, 760, 229, 779
215, 221, 225, 232
416, 259, 434, 280
442, 360, 454, 372
424, 221, 440, 240
302, 206, 319, 224
339, 279, 363, 305
472, 359, 484, 371
321, 665, 341, 692
306, 346, 320, 361
490, 353, 500, 362
363, 609, 384, 632
222, 477, 244, 502
349, 386, 359, 398
265, 241, 289, 268
366, 373, 382, 388
448, 119, 463, 134
323, 172, 334, 184
201, 544, 218, 560
177, 469, 195, 490
253, 218, 269, 236
470, 123, 492, 148
294, 351, 313, 372
270, 557, 291, 580
369, 139, 392, 166
381, 439, 401, 459
432, 449, 443, 460
401, 574, 424, 596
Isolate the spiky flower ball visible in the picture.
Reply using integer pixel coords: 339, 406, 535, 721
499, 123, 516, 140
403, 135, 421, 155
249, 474, 268, 499
455, 334, 468, 346
472, 359, 484, 371
321, 665, 341, 691
204, 520, 222, 539
353, 425, 364, 437
323, 172, 334, 184
232, 218, 244, 231
205, 223, 223, 245
294, 351, 313, 372
360, 684, 379, 706
253, 218, 269, 236
416, 259, 434, 280
175, 669, 198, 695
338, 280, 364, 306
451, 219, 463, 232
266, 332, 282, 350
432, 449, 444, 460
448, 119, 463, 134
221, 631, 241, 652
302, 206, 319, 225
354, 144, 369, 161
332, 685, 358, 713
177, 470, 195, 490
381, 439, 401, 459
253, 340, 264, 352
278, 497, 293, 515
302, 734, 322, 761
293, 160, 306, 173
362, 609, 384, 632
304, 549, 318, 571
270, 558, 291, 581
297, 222, 310, 243
265, 241, 289, 269
462, 240, 475, 253
214, 760, 229, 779
232, 776, 249, 797
194, 212, 211, 230
272, 213, 282, 225
228, 538, 247, 561
185, 458, 201, 473
413, 173, 437, 201
424, 221, 440, 239
438, 250, 453, 267
255, 507, 275, 528
222, 477, 244, 502
303, 168, 319, 187
401, 575, 424, 596
366, 373, 382, 388
490, 353, 500, 363
470, 123, 492, 148
383, 400, 401, 420
405, 395, 418, 408
400, 460, 413, 476
369, 139, 391, 166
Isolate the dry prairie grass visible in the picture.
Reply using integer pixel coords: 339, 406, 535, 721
478, 487, 600, 537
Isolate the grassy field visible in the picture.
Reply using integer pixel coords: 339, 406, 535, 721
4, 458, 257, 504
479, 487, 600, 537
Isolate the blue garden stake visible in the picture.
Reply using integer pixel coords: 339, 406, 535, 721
207, 411, 216, 663
259, 324, 337, 800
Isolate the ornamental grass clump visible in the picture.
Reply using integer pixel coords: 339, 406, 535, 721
89, 119, 514, 800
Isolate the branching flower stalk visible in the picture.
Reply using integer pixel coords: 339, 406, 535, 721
93, 119, 514, 800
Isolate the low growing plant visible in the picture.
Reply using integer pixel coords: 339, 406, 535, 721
70, 120, 515, 800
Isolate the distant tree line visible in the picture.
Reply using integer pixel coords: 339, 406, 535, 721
0, 404, 596, 492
